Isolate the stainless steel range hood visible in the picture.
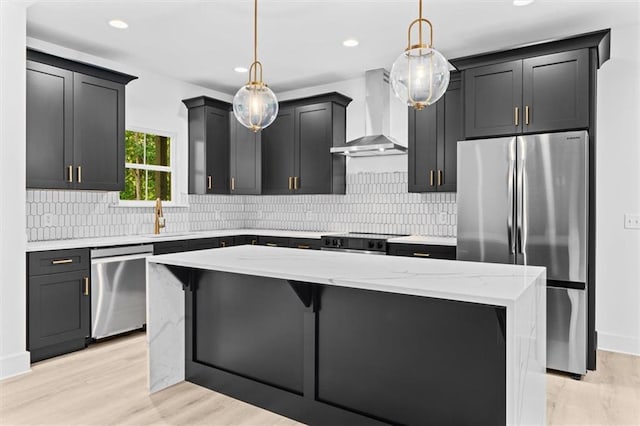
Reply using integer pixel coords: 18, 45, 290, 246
331, 69, 407, 157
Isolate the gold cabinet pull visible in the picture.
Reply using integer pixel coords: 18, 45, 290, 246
67, 165, 73, 183
525, 105, 530, 125
251, 239, 257, 245
207, 175, 212, 190
221, 241, 226, 247
294, 176, 299, 190
83, 277, 89, 296
231, 177, 236, 191
515, 107, 519, 126
429, 170, 435, 187
266, 243, 277, 247
52, 258, 73, 265
297, 245, 310, 249
77, 166, 82, 183
438, 170, 443, 186
288, 176, 293, 190
413, 252, 431, 257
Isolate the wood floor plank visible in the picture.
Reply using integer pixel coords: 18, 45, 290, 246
1, 331, 638, 425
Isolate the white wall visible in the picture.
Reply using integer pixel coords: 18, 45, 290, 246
0, 1, 30, 380
595, 21, 640, 355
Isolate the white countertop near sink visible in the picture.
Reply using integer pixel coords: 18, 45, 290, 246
386, 235, 457, 246
25, 229, 342, 252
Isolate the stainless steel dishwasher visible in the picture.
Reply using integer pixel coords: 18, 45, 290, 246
90, 244, 154, 339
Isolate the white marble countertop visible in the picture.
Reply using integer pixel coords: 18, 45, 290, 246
148, 245, 544, 306
387, 235, 457, 246
25, 229, 340, 252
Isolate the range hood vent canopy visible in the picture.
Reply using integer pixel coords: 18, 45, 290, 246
330, 69, 407, 157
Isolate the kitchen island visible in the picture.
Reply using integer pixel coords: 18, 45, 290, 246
147, 245, 546, 425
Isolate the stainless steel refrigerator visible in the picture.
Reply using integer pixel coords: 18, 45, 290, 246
457, 130, 589, 376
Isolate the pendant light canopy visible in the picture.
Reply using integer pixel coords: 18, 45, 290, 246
390, 0, 450, 110
233, 0, 278, 132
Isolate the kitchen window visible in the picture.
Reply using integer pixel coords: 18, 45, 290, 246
120, 129, 174, 204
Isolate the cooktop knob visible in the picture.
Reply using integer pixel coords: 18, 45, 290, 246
377, 241, 384, 250
368, 241, 375, 249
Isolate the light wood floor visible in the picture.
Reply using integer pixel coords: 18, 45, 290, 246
1, 331, 638, 425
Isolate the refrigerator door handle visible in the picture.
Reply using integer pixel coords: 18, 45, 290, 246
516, 137, 525, 256
507, 140, 516, 255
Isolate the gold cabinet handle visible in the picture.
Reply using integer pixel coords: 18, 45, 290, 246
413, 252, 431, 257
297, 245, 310, 249
221, 241, 226, 247
67, 165, 73, 183
77, 166, 82, 183
294, 176, 299, 190
251, 239, 257, 245
52, 258, 73, 265
266, 243, 277, 247
83, 277, 89, 296
515, 107, 519, 126
207, 175, 212, 190
438, 170, 443, 186
231, 177, 235, 191
288, 176, 293, 190
525, 105, 530, 125
429, 170, 435, 187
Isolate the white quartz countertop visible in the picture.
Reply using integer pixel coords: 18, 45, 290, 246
148, 245, 544, 306
25, 229, 340, 252
386, 235, 457, 246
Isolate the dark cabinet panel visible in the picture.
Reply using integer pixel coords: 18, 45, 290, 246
289, 238, 321, 250
26, 61, 73, 189
387, 243, 456, 260
235, 235, 259, 246
230, 113, 261, 195
262, 107, 296, 195
409, 75, 461, 193
295, 103, 332, 194
206, 107, 230, 194
153, 240, 189, 255
465, 61, 523, 138
73, 74, 125, 190
522, 49, 589, 133
187, 238, 220, 251
257, 236, 290, 247
28, 248, 89, 276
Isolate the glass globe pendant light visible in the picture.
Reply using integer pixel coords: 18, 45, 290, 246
390, 0, 450, 110
233, 0, 278, 132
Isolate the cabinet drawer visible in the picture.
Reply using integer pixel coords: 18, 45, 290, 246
153, 240, 189, 255
187, 238, 220, 251
236, 235, 259, 246
218, 236, 235, 248
289, 238, 321, 250
28, 248, 90, 276
258, 236, 291, 247
387, 244, 456, 260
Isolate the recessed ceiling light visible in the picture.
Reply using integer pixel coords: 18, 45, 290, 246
513, 0, 535, 6
342, 39, 359, 47
234, 66, 248, 73
109, 19, 128, 29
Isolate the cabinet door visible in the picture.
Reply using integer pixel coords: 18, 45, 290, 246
73, 74, 125, 190
262, 107, 295, 194
295, 102, 332, 194
153, 240, 189, 255
28, 270, 90, 352
26, 61, 74, 189
464, 61, 523, 138
522, 49, 589, 133
437, 78, 462, 192
230, 114, 261, 195
187, 238, 219, 251
205, 106, 230, 194
408, 105, 438, 193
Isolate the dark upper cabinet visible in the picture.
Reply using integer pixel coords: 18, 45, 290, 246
464, 49, 589, 138
262, 93, 351, 195
409, 75, 462, 193
27, 248, 91, 362
262, 107, 296, 194
230, 112, 262, 195
183, 96, 231, 195
26, 50, 136, 191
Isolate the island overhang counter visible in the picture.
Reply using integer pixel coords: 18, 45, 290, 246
146, 245, 546, 425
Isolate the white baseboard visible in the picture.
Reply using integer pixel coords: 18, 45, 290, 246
0, 351, 30, 380
598, 332, 640, 356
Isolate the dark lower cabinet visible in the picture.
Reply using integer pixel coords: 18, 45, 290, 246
387, 243, 456, 260
27, 249, 91, 362
408, 73, 462, 193
289, 238, 321, 250
235, 235, 259, 246
153, 240, 189, 255
257, 236, 290, 247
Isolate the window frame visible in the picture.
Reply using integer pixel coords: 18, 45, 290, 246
118, 126, 179, 208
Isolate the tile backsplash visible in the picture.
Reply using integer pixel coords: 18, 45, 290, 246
26, 172, 457, 242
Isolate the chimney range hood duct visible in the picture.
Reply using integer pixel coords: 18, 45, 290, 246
331, 69, 407, 157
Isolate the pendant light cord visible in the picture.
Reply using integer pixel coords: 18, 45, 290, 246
418, 0, 423, 47
254, 0, 258, 65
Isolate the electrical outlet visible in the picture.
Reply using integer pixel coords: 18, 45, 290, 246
624, 214, 640, 229
438, 212, 448, 225
43, 213, 53, 227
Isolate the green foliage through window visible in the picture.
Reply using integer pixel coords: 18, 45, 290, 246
120, 130, 172, 201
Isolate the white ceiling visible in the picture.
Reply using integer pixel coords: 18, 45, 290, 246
26, 0, 639, 94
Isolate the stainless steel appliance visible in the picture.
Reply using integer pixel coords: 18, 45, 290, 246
321, 233, 407, 255
457, 130, 589, 376
90, 244, 154, 339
